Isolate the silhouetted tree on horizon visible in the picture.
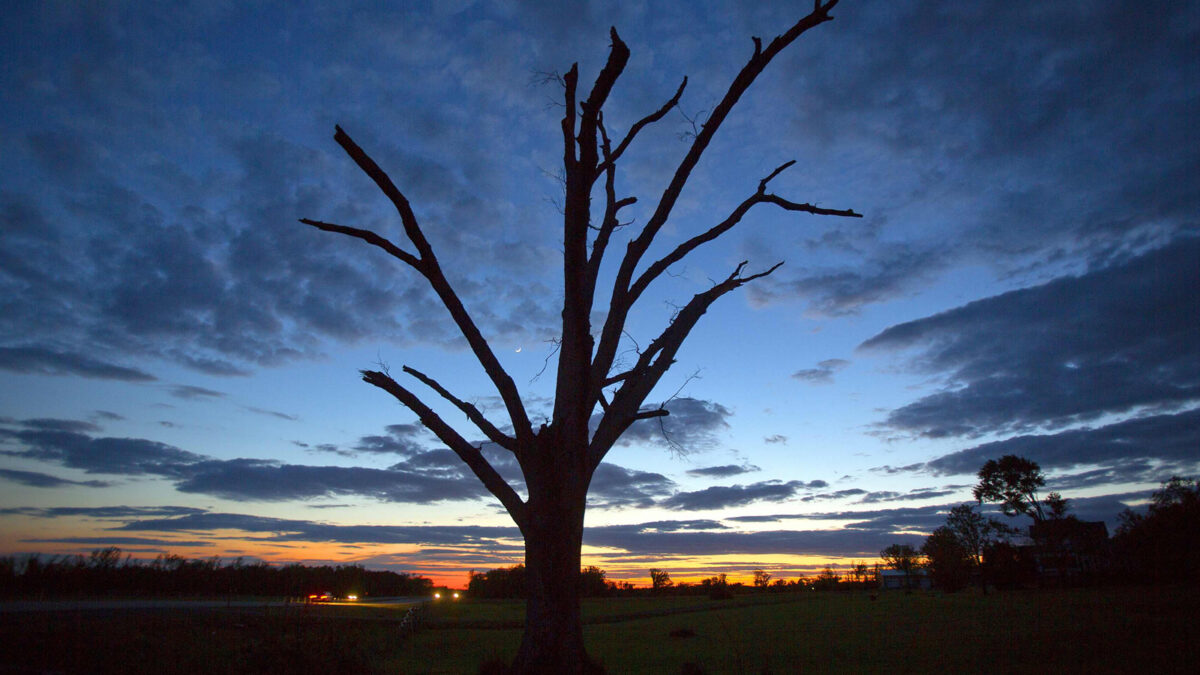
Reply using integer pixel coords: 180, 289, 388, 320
301, 2, 859, 671
649, 568, 673, 594
880, 543, 921, 590
922, 526, 971, 591
942, 503, 1013, 594
974, 455, 1050, 522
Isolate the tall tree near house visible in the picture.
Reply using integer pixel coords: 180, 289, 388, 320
921, 526, 971, 591
301, 2, 859, 671
1044, 491, 1070, 519
944, 503, 1013, 594
974, 455, 1049, 522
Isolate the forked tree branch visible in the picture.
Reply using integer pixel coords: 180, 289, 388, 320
585, 118, 636, 294
596, 76, 688, 174
590, 0, 845, 404
553, 27, 631, 428
401, 365, 517, 453
361, 369, 528, 530
627, 161, 860, 301
298, 219, 421, 269
309, 127, 535, 445
589, 260, 783, 468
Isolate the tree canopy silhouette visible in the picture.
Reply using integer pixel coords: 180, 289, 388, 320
974, 455, 1049, 522
301, 2, 859, 671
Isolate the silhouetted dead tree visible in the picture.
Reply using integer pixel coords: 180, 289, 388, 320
302, 2, 859, 671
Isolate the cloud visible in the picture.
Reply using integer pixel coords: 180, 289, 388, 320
0, 468, 112, 489
754, 246, 946, 317
353, 423, 431, 456
0, 422, 487, 504
0, 505, 207, 519
14, 418, 102, 434
660, 479, 825, 511
22, 537, 211, 547
861, 237, 1200, 438
0, 346, 156, 382
747, 1, 1198, 316
1, 429, 206, 476
245, 406, 298, 421
617, 398, 732, 453
792, 358, 850, 384
857, 487, 958, 504
584, 523, 925, 558
685, 464, 761, 479
917, 408, 1200, 478
801, 488, 868, 502
173, 459, 491, 504
588, 463, 676, 509
114, 511, 520, 547
110, 507, 925, 559
763, 435, 788, 445
0, 419, 672, 509
169, 385, 224, 400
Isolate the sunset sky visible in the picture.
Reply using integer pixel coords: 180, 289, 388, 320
1, 1, 1197, 588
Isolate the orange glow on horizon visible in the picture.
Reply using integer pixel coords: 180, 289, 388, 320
0, 519, 880, 591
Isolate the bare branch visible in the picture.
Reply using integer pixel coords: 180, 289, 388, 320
633, 408, 669, 421
759, 193, 863, 218
317, 126, 536, 444
298, 219, 421, 269
401, 365, 517, 453
597, 76, 688, 173
361, 369, 527, 530
591, 2, 845, 404
585, 116, 628, 288
332, 126, 429, 257
530, 338, 561, 384
553, 28, 631, 431
760, 159, 797, 188
628, 168, 860, 301
589, 260, 783, 468
581, 27, 631, 129
561, 64, 579, 170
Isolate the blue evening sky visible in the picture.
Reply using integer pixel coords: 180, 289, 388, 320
1, 0, 1197, 585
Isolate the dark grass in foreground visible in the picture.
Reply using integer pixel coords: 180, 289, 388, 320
397, 585, 1200, 674
2, 586, 1197, 673
0, 604, 407, 675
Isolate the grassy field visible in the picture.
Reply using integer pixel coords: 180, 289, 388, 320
2, 586, 1197, 673
397, 585, 1200, 673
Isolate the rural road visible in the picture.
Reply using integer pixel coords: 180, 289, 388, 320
0, 596, 426, 613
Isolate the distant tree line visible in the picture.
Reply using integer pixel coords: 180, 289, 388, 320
467, 564, 880, 600
466, 565, 629, 599
0, 548, 433, 599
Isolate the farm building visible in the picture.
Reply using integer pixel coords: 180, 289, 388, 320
879, 568, 932, 590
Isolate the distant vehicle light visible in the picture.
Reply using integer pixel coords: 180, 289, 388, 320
433, 592, 441, 599
346, 594, 358, 601
452, 592, 460, 599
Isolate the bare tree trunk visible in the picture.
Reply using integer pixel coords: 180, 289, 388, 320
511, 437, 594, 673
513, 507, 588, 671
